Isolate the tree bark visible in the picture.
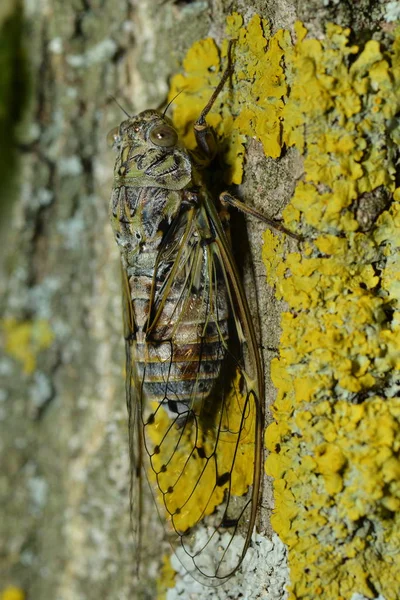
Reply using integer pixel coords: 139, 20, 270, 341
1, 1, 397, 600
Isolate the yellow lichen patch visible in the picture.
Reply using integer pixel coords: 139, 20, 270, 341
2, 318, 54, 374
156, 554, 176, 600
168, 13, 291, 184
262, 229, 286, 291
145, 372, 256, 533
264, 21, 400, 600
0, 587, 25, 600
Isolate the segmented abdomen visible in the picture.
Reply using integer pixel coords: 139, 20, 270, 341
130, 269, 229, 417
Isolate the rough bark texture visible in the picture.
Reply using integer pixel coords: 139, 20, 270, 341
0, 1, 391, 599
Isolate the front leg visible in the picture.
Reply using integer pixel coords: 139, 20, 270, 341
193, 119, 218, 163
193, 42, 234, 164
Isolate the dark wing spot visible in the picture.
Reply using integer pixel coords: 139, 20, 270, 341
196, 446, 206, 459
216, 472, 231, 487
168, 400, 179, 414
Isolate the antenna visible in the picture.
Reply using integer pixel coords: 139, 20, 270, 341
109, 95, 131, 118
162, 89, 184, 117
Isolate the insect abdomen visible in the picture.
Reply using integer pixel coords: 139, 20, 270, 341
132, 271, 229, 413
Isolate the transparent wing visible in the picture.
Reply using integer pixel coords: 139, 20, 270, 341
120, 265, 144, 569
126, 200, 264, 585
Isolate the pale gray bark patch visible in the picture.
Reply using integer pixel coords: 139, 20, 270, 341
0, 0, 386, 598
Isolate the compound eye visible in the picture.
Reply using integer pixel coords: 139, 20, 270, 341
149, 124, 178, 147
107, 126, 120, 149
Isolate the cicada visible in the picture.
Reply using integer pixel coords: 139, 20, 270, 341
108, 54, 292, 585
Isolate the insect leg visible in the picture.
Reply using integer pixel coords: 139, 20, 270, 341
220, 191, 303, 241
193, 41, 234, 161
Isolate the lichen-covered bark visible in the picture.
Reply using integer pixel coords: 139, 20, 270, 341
1, 2, 396, 600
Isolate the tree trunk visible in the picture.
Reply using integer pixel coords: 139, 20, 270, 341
1, 1, 398, 599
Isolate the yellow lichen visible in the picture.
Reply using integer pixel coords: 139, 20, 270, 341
2, 318, 54, 374
265, 20, 400, 600
169, 14, 291, 184
156, 554, 176, 600
0, 587, 25, 600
